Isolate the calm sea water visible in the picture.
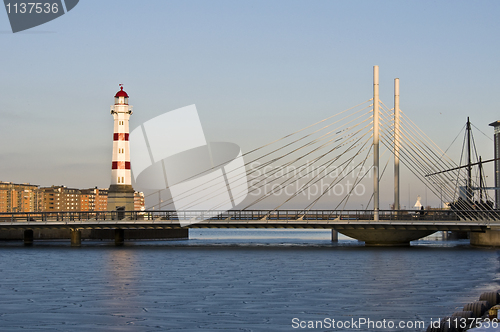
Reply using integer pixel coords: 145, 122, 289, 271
0, 230, 498, 331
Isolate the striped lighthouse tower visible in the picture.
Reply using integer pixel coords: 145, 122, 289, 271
107, 84, 135, 212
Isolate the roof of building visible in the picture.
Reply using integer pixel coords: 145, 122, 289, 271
115, 85, 129, 98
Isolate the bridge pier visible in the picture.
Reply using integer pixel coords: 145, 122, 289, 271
331, 230, 338, 242
23, 229, 33, 246
115, 229, 125, 246
70, 229, 81, 247
471, 229, 500, 247
337, 229, 435, 246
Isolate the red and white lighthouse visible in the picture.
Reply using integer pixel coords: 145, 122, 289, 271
107, 84, 135, 211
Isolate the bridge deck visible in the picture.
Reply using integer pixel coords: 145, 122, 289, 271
0, 219, 493, 232
0, 210, 497, 232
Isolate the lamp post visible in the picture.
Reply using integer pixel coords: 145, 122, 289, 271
440, 184, 444, 209
431, 180, 444, 209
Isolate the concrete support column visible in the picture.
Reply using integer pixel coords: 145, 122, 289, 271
70, 229, 81, 247
331, 230, 338, 242
23, 229, 34, 246
471, 229, 500, 246
115, 229, 125, 246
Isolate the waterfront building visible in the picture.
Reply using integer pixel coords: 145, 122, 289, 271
80, 189, 92, 211
39, 186, 81, 211
134, 191, 145, 211
0, 182, 41, 212
107, 85, 135, 211
95, 188, 108, 211
80, 187, 109, 211
0, 182, 141, 212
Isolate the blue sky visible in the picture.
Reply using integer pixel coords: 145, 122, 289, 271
1, 0, 499, 208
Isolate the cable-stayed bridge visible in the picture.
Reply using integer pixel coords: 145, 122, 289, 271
2, 66, 499, 246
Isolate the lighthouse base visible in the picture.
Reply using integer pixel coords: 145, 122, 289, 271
107, 185, 135, 213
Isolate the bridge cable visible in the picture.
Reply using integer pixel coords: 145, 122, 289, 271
239, 128, 373, 212
146, 103, 373, 209
257, 132, 374, 217
241, 128, 373, 212
378, 107, 494, 220
143, 99, 372, 201
165, 108, 373, 211
171, 114, 374, 211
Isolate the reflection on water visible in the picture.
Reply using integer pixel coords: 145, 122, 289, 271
0, 230, 498, 331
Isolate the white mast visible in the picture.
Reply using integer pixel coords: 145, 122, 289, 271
373, 66, 380, 221
394, 78, 400, 211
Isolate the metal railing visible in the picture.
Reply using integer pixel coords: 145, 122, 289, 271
162, 209, 464, 222
0, 209, 492, 223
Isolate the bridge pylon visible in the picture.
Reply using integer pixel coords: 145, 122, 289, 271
373, 66, 380, 221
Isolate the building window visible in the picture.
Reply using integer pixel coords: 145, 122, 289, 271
118, 177, 121, 184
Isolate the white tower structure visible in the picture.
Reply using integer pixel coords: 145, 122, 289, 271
414, 195, 422, 209
107, 84, 135, 212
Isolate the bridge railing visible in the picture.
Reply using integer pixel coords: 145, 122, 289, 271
0, 211, 146, 222
0, 209, 492, 223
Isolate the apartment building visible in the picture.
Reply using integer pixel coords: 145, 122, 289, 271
0, 182, 143, 212
39, 186, 81, 211
134, 191, 145, 211
80, 187, 108, 211
0, 182, 41, 212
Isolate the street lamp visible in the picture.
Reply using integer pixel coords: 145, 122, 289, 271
440, 186, 443, 210
432, 181, 446, 210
